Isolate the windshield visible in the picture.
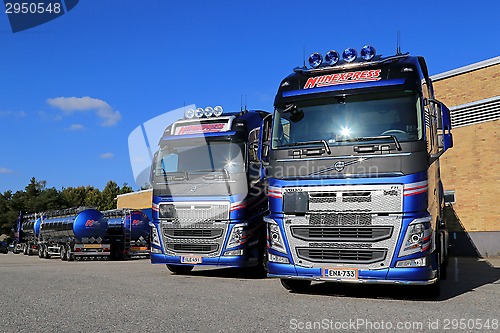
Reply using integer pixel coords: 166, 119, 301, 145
272, 91, 423, 149
155, 140, 246, 176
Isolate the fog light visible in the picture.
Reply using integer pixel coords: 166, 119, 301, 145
268, 253, 289, 264
224, 249, 244, 256
396, 256, 428, 267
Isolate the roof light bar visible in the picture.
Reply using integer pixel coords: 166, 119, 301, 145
183, 106, 224, 119
307, 45, 377, 68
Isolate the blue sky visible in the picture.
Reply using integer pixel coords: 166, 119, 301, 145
1, 0, 499, 193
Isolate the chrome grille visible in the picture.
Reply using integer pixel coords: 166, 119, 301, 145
160, 201, 230, 224
291, 226, 393, 242
309, 214, 372, 226
163, 228, 223, 239
166, 243, 219, 254
296, 248, 387, 264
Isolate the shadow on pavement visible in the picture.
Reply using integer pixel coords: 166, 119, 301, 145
282, 257, 500, 301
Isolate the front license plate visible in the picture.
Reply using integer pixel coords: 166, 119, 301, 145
323, 268, 358, 280
181, 256, 202, 264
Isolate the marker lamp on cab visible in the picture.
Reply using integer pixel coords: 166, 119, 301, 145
342, 47, 357, 63
360, 45, 376, 61
308, 52, 323, 68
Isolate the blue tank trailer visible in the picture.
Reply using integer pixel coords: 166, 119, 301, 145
35, 207, 150, 261
38, 207, 110, 260
104, 209, 151, 259
18, 214, 41, 255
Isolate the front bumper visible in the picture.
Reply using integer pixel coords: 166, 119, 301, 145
267, 262, 437, 285
150, 253, 258, 268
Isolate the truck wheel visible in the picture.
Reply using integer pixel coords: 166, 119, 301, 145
166, 265, 194, 274
60, 246, 67, 261
67, 246, 74, 262
280, 279, 311, 292
44, 248, 51, 259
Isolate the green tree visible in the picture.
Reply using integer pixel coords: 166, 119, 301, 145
100, 180, 120, 211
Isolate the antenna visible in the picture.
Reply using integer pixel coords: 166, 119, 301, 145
244, 94, 247, 112
303, 45, 306, 68
240, 94, 243, 112
396, 31, 401, 55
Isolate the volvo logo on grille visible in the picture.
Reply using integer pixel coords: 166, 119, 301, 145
334, 161, 345, 172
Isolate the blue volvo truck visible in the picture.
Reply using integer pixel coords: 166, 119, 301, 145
149, 106, 269, 274
262, 46, 453, 297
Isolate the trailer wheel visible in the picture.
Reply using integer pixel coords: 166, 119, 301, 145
280, 279, 311, 292
166, 265, 194, 274
60, 246, 67, 261
44, 247, 51, 259
67, 246, 74, 262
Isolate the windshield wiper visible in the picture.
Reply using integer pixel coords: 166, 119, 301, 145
280, 140, 331, 155
161, 170, 188, 181
337, 135, 402, 151
188, 168, 231, 178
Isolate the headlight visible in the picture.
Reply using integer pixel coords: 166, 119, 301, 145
265, 218, 287, 254
149, 223, 161, 248
159, 204, 177, 219
398, 217, 432, 257
226, 224, 247, 249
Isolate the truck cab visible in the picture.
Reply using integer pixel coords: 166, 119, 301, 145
262, 46, 453, 297
149, 106, 269, 274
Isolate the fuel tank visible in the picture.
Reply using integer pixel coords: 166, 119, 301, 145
39, 208, 108, 240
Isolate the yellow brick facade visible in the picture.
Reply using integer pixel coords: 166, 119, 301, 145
433, 63, 500, 232
117, 189, 152, 210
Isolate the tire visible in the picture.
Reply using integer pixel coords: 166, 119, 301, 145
66, 246, 74, 261
44, 247, 51, 259
280, 279, 311, 292
166, 265, 194, 274
60, 246, 67, 261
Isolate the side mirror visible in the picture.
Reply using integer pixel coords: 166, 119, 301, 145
439, 103, 453, 151
258, 114, 272, 166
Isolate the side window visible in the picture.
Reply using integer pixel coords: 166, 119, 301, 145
160, 154, 178, 173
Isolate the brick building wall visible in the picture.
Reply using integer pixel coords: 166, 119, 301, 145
432, 62, 500, 233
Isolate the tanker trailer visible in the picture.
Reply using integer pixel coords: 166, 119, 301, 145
124, 210, 150, 258
103, 209, 150, 260
20, 214, 40, 256
38, 207, 110, 261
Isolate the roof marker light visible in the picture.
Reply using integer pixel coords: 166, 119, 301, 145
185, 108, 195, 119
360, 45, 376, 61
195, 108, 204, 118
204, 106, 214, 117
213, 106, 223, 117
342, 47, 357, 63
325, 50, 340, 66
308, 52, 323, 68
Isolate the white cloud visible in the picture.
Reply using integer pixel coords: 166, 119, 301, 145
47, 96, 122, 127
67, 124, 84, 131
0, 167, 14, 174
100, 152, 114, 159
